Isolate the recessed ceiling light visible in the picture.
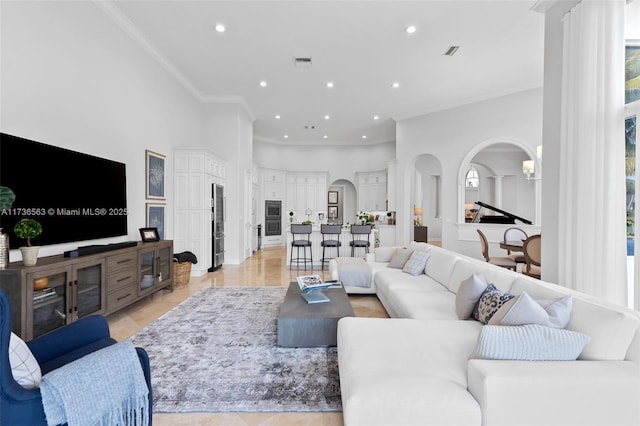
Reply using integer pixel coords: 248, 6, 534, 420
391, 82, 400, 89
324, 115, 330, 120
323, 135, 328, 139
214, 24, 226, 33
362, 135, 367, 139
259, 81, 267, 87
275, 115, 281, 119
373, 115, 379, 120
284, 134, 288, 138
326, 81, 334, 88
405, 25, 417, 34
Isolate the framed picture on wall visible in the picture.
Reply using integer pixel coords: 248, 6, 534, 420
146, 150, 166, 200
328, 191, 338, 204
328, 205, 338, 219
146, 203, 165, 240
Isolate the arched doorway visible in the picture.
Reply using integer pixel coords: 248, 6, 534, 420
457, 138, 540, 224
328, 179, 357, 225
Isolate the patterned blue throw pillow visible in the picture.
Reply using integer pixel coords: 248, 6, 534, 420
472, 284, 515, 324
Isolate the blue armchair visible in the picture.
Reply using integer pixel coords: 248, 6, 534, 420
0, 289, 152, 425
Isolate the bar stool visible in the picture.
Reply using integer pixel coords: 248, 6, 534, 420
320, 224, 342, 269
290, 224, 313, 270
349, 224, 372, 257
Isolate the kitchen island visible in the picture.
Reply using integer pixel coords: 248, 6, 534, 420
285, 224, 395, 267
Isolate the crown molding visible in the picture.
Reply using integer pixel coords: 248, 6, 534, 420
201, 96, 256, 121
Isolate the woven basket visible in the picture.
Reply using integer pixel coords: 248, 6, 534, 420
173, 261, 192, 288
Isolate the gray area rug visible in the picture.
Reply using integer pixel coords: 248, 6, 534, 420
129, 287, 341, 413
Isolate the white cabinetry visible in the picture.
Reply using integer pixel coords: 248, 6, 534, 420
263, 169, 285, 200
285, 173, 328, 218
357, 170, 387, 211
377, 225, 396, 247
174, 148, 226, 276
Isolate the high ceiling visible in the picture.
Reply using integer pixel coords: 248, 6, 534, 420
105, 0, 545, 146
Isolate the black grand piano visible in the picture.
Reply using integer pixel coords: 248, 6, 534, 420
471, 201, 532, 225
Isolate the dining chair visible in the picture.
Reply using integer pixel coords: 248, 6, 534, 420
477, 229, 517, 271
521, 234, 541, 279
503, 227, 528, 264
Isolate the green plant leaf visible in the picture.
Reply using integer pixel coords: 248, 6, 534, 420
14, 218, 42, 246
0, 186, 15, 211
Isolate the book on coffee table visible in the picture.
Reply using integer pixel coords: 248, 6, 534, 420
300, 291, 330, 304
296, 275, 332, 293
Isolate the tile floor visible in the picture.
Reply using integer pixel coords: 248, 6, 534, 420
106, 246, 389, 426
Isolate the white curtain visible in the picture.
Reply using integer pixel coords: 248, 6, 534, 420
558, 0, 627, 305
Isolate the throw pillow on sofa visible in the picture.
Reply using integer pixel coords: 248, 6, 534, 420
402, 251, 431, 275
471, 324, 590, 361
388, 248, 414, 268
9, 332, 42, 389
489, 291, 573, 328
472, 284, 515, 324
455, 273, 489, 319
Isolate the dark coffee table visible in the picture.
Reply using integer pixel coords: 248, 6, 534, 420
277, 281, 354, 347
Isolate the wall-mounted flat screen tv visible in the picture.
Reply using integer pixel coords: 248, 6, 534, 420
0, 133, 128, 249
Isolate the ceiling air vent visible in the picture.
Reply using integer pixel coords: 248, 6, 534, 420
445, 46, 460, 56
294, 57, 312, 67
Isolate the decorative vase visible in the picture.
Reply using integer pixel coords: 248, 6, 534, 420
20, 246, 40, 267
33, 276, 48, 291
0, 228, 8, 269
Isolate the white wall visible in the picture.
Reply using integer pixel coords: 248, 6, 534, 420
395, 88, 543, 258
200, 103, 254, 265
254, 141, 395, 186
1, 1, 201, 260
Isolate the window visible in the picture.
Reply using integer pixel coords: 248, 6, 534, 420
626, 116, 636, 252
624, 0, 640, 309
627, 45, 640, 105
465, 168, 479, 188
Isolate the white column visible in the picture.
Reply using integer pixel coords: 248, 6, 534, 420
492, 175, 504, 209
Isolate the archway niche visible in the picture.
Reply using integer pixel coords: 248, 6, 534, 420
328, 179, 357, 225
457, 138, 540, 224
412, 154, 443, 241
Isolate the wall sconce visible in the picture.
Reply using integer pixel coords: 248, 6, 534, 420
414, 207, 423, 226
522, 160, 535, 180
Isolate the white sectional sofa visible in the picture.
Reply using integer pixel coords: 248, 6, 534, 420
336, 242, 640, 426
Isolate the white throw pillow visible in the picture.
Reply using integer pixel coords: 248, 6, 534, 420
402, 251, 431, 276
388, 248, 414, 269
374, 246, 397, 263
9, 332, 41, 389
472, 324, 590, 361
455, 274, 488, 320
489, 292, 572, 328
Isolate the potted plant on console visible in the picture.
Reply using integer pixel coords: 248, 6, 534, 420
14, 218, 42, 266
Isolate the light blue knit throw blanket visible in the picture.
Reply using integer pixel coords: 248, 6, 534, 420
40, 340, 149, 426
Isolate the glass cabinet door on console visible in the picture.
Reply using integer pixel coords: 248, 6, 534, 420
26, 259, 105, 340
74, 260, 105, 320
27, 267, 68, 340
156, 244, 172, 289
139, 241, 173, 295
139, 249, 156, 293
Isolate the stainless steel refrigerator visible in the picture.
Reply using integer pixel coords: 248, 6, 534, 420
210, 183, 224, 271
